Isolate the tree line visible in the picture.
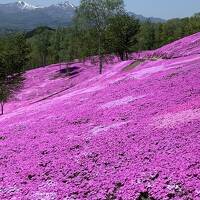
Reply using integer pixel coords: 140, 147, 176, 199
0, 0, 200, 114
26, 5, 200, 70
0, 34, 29, 114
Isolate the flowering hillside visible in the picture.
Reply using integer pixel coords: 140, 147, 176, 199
132, 32, 200, 60
1, 33, 200, 200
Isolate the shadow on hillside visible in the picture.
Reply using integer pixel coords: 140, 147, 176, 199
52, 65, 81, 80
60, 66, 80, 77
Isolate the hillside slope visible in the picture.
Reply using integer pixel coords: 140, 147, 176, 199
1, 34, 200, 199
132, 32, 200, 60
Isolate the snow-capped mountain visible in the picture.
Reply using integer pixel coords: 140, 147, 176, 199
15, 1, 75, 10
0, 1, 165, 33
56, 1, 75, 9
16, 1, 41, 10
0, 1, 76, 30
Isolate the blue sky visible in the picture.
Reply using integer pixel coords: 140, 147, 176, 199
2, 0, 200, 19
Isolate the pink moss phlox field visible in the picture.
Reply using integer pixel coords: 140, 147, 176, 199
131, 32, 200, 60
1, 33, 200, 199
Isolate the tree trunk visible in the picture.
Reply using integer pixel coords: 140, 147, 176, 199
99, 54, 103, 74
98, 36, 103, 74
42, 55, 47, 67
1, 102, 4, 115
44, 55, 46, 67
119, 52, 125, 61
42, 55, 45, 67
125, 52, 129, 60
66, 64, 69, 76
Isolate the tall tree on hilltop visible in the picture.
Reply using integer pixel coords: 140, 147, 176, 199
75, 0, 124, 74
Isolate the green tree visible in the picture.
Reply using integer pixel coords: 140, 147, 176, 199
34, 31, 51, 66
161, 19, 183, 45
153, 23, 163, 49
49, 28, 65, 64
2, 34, 30, 74
0, 74, 24, 115
137, 21, 155, 51
0, 82, 9, 115
0, 33, 29, 115
105, 13, 140, 60
75, 0, 124, 74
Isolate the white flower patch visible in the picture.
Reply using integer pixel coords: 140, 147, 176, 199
91, 121, 131, 135
100, 95, 145, 109
130, 65, 166, 79
80, 86, 103, 94
63, 197, 76, 200
31, 191, 57, 200
64, 85, 104, 99
129, 56, 200, 80
195, 189, 200, 196
167, 55, 200, 67
152, 108, 200, 129
38, 180, 58, 190
167, 184, 182, 192
129, 62, 183, 79
108, 76, 127, 84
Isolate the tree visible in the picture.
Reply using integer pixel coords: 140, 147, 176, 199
0, 33, 29, 115
105, 13, 140, 60
2, 34, 30, 74
161, 19, 183, 45
75, 0, 124, 74
0, 83, 9, 115
153, 23, 163, 49
49, 27, 66, 64
0, 56, 10, 115
137, 20, 155, 51
34, 31, 51, 66
0, 75, 23, 115
0, 56, 7, 115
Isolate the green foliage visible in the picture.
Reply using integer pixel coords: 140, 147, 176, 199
0, 33, 29, 115
28, 29, 53, 67
134, 14, 200, 51
25, 26, 55, 39
1, 7, 200, 75
136, 21, 155, 50
0, 33, 30, 74
0, 84, 9, 115
34, 31, 51, 66
77, 0, 124, 32
0, 6, 200, 114
75, 0, 125, 74
105, 13, 140, 60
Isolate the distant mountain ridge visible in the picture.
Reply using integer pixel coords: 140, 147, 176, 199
0, 1, 75, 30
0, 1, 165, 32
130, 13, 166, 23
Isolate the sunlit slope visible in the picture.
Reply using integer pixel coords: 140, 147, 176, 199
132, 32, 200, 59
1, 34, 200, 199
